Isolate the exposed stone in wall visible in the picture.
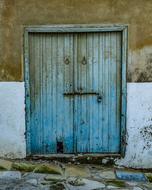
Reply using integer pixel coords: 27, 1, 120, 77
128, 47, 152, 82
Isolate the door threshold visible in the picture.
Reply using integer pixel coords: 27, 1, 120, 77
26, 153, 121, 165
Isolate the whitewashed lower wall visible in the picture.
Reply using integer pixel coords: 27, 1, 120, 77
117, 83, 152, 168
0, 82, 26, 158
0, 82, 152, 168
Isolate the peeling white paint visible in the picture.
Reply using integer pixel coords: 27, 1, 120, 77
0, 82, 26, 158
0, 82, 152, 168
117, 83, 152, 168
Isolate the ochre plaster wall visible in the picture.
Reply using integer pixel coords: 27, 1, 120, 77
0, 0, 152, 81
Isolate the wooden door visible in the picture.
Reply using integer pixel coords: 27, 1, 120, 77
28, 31, 122, 154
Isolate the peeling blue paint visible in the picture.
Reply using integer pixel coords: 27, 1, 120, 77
24, 25, 127, 155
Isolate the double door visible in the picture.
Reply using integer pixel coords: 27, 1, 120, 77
28, 32, 122, 154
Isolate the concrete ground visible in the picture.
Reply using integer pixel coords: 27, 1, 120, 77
0, 158, 151, 189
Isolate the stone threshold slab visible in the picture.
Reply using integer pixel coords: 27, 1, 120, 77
26, 154, 120, 165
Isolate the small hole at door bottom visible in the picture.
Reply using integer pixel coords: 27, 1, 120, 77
57, 141, 63, 153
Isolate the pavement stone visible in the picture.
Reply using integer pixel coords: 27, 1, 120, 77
126, 181, 138, 186
107, 185, 119, 189
145, 173, 152, 182
105, 179, 126, 189
12, 162, 36, 172
33, 163, 63, 175
116, 170, 147, 182
67, 177, 85, 186
0, 171, 21, 180
0, 159, 12, 170
23, 172, 47, 180
67, 178, 105, 190
99, 170, 116, 179
142, 182, 152, 189
44, 174, 66, 182
133, 187, 143, 190
26, 179, 38, 185
65, 164, 90, 177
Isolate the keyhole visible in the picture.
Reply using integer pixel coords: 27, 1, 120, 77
82, 56, 87, 65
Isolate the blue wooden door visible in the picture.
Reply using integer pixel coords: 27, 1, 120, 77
28, 32, 122, 154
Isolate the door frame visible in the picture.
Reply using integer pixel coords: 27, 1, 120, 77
24, 24, 128, 157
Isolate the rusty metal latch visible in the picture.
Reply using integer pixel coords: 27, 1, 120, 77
63, 92, 99, 96
64, 92, 103, 102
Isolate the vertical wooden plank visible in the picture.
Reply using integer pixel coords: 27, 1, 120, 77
86, 33, 93, 152
29, 33, 41, 153
45, 34, 56, 153
80, 33, 89, 152
39, 34, 43, 153
75, 33, 90, 153
98, 33, 103, 152
32, 33, 39, 153
73, 33, 78, 153
48, 34, 57, 153
74, 33, 81, 152
108, 32, 117, 152
102, 32, 109, 152
63, 33, 74, 153
42, 33, 47, 153
116, 32, 122, 152
91, 33, 100, 152
40, 34, 44, 153
100, 33, 105, 152
108, 32, 121, 152
56, 33, 64, 147
52, 34, 58, 153
89, 33, 94, 152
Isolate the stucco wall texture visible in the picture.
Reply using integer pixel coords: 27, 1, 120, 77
0, 0, 152, 81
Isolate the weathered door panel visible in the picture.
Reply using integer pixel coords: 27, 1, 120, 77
29, 33, 74, 154
74, 32, 122, 153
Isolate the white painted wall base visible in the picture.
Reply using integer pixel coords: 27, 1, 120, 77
0, 82, 152, 168
0, 82, 26, 158
117, 83, 152, 168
